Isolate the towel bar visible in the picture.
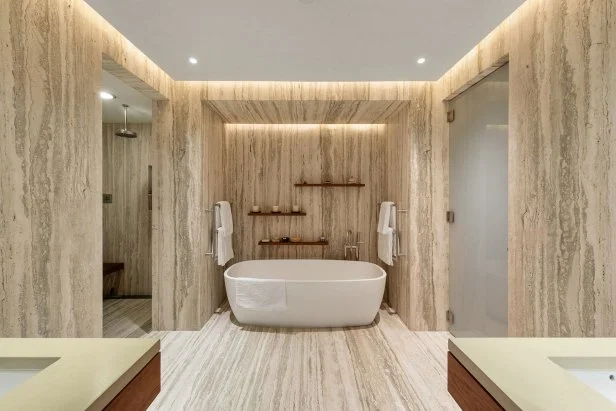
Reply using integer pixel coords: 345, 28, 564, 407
376, 203, 408, 219
205, 204, 221, 257
377, 202, 407, 258
377, 202, 407, 213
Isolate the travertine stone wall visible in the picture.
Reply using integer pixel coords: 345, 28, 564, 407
225, 124, 385, 264
0, 0, 171, 337
2, 0, 613, 337
386, 84, 449, 331
436, 0, 616, 336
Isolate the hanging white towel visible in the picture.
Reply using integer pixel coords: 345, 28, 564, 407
216, 201, 234, 266
217, 201, 233, 235
378, 201, 396, 266
377, 202, 394, 234
235, 278, 287, 311
378, 227, 394, 266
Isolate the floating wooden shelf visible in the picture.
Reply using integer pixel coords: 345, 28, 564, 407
248, 212, 306, 216
294, 183, 365, 187
258, 240, 328, 246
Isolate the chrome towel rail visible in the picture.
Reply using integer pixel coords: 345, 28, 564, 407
377, 202, 406, 258
377, 202, 407, 213
205, 204, 220, 257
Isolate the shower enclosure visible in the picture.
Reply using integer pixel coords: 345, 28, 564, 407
448, 64, 509, 337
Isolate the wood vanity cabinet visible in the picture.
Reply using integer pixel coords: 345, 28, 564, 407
448, 352, 504, 410
104, 352, 161, 410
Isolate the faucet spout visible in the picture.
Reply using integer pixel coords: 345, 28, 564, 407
344, 230, 354, 260
344, 230, 363, 261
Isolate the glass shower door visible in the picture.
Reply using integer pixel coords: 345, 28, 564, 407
448, 64, 509, 337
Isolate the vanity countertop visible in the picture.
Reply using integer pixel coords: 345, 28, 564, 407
449, 338, 616, 410
0, 338, 159, 410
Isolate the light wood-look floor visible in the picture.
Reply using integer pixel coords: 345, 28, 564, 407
104, 299, 458, 410
103, 299, 152, 338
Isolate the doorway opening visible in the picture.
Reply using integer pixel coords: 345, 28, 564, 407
100, 68, 153, 338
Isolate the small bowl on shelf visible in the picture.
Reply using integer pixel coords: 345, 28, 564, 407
290, 236, 302, 243
261, 238, 271, 243
271, 238, 281, 243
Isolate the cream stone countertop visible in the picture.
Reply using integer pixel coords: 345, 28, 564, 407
0, 338, 160, 411
449, 338, 616, 411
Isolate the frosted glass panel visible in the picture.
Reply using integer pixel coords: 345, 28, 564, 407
449, 64, 509, 337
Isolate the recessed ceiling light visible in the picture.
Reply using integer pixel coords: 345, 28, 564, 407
417, 57, 426, 64
189, 57, 198, 65
99, 91, 116, 100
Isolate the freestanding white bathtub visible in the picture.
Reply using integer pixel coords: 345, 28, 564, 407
224, 260, 386, 328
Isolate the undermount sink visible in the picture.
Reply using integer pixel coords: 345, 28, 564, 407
0, 358, 58, 398
551, 357, 616, 404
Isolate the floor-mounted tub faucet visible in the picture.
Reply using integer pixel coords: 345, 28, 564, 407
344, 230, 364, 261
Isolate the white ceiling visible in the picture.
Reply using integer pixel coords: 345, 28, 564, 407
87, 0, 524, 81
101, 70, 152, 123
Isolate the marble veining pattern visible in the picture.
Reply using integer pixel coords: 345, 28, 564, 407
225, 124, 386, 263
203, 81, 429, 102
143, 304, 458, 410
152, 84, 227, 331
437, 0, 615, 337
207, 100, 409, 124
102, 55, 168, 101
1, 0, 171, 337
386, 85, 449, 331
1, 0, 102, 337
506, 0, 615, 337
3, 0, 614, 339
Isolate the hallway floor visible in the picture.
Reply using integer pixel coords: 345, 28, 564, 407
103, 298, 152, 338
104, 300, 459, 410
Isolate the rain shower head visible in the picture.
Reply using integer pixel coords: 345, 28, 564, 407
115, 128, 137, 138
115, 104, 137, 138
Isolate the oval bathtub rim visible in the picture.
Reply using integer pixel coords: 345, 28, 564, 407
223, 259, 387, 284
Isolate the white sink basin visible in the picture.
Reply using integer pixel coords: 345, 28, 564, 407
551, 357, 616, 404
0, 358, 58, 398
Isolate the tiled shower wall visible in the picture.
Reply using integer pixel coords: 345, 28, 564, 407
102, 123, 152, 296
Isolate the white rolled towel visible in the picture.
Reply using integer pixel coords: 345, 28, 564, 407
378, 227, 394, 266
216, 201, 233, 235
